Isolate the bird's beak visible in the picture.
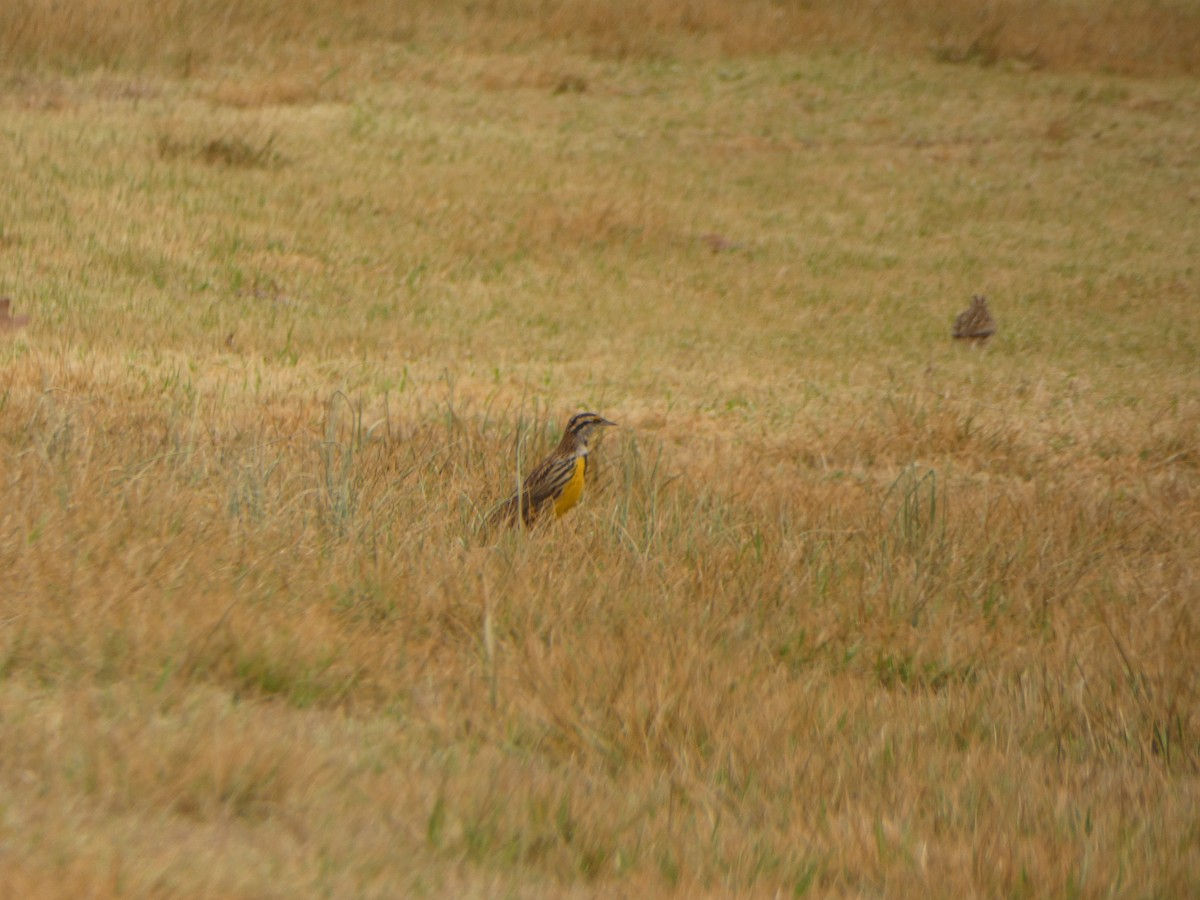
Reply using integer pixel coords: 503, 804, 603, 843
600, 417, 617, 428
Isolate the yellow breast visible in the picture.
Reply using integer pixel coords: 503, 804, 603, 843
553, 455, 587, 517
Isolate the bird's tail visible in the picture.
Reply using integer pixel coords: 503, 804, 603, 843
484, 491, 536, 531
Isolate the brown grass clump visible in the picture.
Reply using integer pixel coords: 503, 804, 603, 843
1, 4, 1199, 894
0, 297, 32, 331
156, 129, 284, 169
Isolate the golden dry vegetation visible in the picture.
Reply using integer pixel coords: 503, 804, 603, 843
1, 1, 1198, 897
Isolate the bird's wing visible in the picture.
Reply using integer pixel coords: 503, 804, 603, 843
523, 454, 580, 509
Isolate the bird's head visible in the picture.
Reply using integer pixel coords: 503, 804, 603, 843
564, 411, 617, 451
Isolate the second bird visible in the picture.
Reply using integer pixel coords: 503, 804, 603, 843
492, 412, 617, 527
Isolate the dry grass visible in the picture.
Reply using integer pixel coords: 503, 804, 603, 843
2, 3, 1199, 897
3, 0, 1200, 77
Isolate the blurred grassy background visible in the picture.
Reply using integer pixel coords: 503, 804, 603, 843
4, 0, 1200, 76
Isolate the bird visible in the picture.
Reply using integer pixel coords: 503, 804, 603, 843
952, 295, 997, 342
489, 411, 617, 528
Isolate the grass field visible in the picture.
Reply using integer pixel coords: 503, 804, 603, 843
1, 2, 1198, 896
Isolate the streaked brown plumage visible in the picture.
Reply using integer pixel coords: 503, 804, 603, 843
952, 295, 997, 341
490, 412, 617, 528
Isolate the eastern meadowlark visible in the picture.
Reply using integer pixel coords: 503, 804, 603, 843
490, 411, 617, 528
952, 294, 997, 342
